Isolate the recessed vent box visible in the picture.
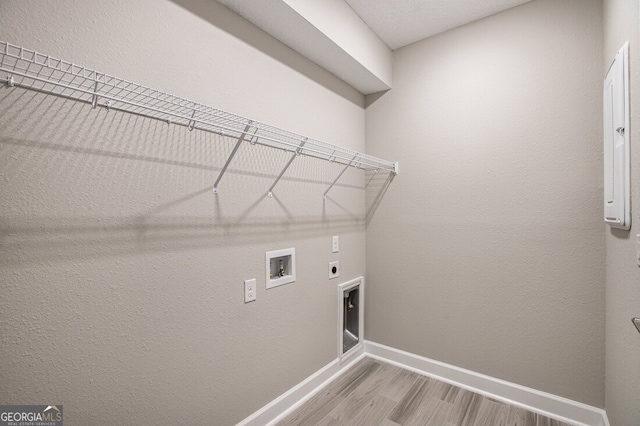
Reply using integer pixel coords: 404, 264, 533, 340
266, 248, 295, 289
338, 277, 364, 361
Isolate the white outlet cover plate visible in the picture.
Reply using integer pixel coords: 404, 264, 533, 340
329, 261, 339, 279
245, 278, 256, 303
332, 236, 339, 253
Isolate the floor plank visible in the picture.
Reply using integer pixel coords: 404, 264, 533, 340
452, 388, 484, 426
378, 367, 421, 403
426, 379, 457, 402
386, 376, 431, 424
349, 395, 397, 426
331, 358, 381, 397
326, 362, 397, 424
473, 398, 508, 426
410, 396, 454, 426
315, 416, 340, 426
506, 405, 538, 426
279, 358, 577, 426
277, 388, 344, 425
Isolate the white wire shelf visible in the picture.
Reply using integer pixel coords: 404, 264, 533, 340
0, 41, 398, 197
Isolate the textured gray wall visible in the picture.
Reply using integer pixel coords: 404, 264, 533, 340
0, 0, 369, 424
603, 0, 640, 424
365, 0, 605, 407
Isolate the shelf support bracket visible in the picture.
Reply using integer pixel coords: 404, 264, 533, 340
267, 138, 307, 198
365, 167, 380, 188
91, 80, 99, 109
324, 154, 358, 198
187, 103, 197, 131
212, 121, 253, 194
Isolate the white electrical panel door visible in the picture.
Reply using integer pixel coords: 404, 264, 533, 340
603, 42, 630, 230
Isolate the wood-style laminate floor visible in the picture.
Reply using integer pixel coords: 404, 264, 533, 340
277, 358, 575, 426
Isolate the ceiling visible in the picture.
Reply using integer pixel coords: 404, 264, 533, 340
344, 0, 533, 50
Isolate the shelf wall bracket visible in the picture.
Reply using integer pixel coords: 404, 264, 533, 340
324, 154, 358, 198
267, 137, 307, 198
212, 121, 253, 194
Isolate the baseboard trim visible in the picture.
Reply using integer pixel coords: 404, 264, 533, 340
236, 347, 366, 426
365, 341, 609, 426
237, 341, 609, 426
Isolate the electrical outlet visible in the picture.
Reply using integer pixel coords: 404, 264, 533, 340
332, 236, 339, 253
244, 278, 256, 303
329, 261, 339, 279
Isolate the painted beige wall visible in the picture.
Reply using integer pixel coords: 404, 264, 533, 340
0, 0, 368, 424
365, 0, 605, 407
603, 0, 640, 424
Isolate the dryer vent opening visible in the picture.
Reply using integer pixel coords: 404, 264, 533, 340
343, 288, 359, 353
338, 277, 364, 361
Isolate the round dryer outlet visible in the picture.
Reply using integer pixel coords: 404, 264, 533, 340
329, 261, 339, 279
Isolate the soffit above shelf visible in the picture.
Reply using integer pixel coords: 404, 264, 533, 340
216, 0, 393, 95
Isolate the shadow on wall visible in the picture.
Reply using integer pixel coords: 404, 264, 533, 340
169, 0, 365, 107
610, 227, 631, 240
365, 170, 394, 227
0, 88, 392, 265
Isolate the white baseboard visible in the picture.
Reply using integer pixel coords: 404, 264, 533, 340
237, 341, 609, 426
365, 341, 609, 426
236, 346, 365, 426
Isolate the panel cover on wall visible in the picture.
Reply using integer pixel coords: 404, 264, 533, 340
603, 42, 630, 230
